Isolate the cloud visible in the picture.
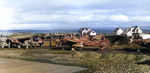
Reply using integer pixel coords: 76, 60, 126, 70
0, 24, 53, 30
129, 16, 150, 22
0, 7, 17, 24
0, 0, 150, 30
109, 14, 129, 22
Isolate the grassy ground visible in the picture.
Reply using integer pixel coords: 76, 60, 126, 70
108, 43, 148, 50
0, 48, 150, 73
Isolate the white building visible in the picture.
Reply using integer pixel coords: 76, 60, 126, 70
121, 26, 143, 37
131, 26, 143, 33
88, 31, 96, 36
113, 28, 124, 35
79, 28, 96, 37
79, 28, 91, 35
121, 28, 132, 36
139, 33, 150, 39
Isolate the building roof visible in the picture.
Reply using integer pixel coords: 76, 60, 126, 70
79, 28, 91, 32
132, 26, 141, 32
87, 31, 96, 34
113, 28, 121, 32
132, 26, 142, 31
121, 28, 131, 34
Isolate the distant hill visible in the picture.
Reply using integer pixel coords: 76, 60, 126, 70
143, 30, 150, 33
142, 26, 150, 30
0, 27, 149, 34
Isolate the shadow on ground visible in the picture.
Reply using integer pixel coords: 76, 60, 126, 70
116, 48, 150, 53
137, 60, 150, 66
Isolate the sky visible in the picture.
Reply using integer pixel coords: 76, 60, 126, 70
0, 0, 150, 30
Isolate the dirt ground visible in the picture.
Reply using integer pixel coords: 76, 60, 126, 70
0, 58, 87, 73
0, 48, 150, 73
